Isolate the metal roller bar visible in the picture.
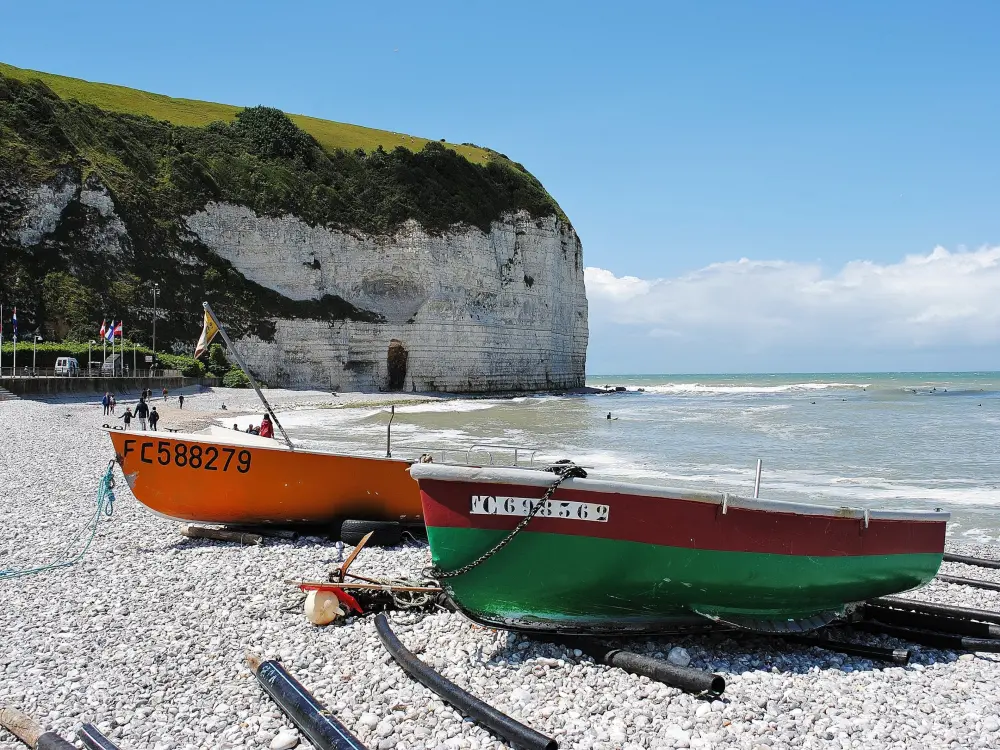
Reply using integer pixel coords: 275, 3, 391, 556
871, 597, 1000, 626
862, 604, 1000, 639
937, 574, 1000, 592
246, 653, 367, 750
943, 553, 1000, 570
77, 723, 121, 750
851, 621, 1000, 652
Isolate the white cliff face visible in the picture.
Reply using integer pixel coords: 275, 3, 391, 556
185, 203, 588, 392
6, 172, 132, 261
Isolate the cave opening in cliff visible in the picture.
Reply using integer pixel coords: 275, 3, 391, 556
387, 339, 408, 391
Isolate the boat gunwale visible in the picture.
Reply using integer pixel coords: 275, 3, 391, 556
409, 463, 951, 523
101, 425, 412, 464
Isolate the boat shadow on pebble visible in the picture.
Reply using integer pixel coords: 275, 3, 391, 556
482, 628, 966, 680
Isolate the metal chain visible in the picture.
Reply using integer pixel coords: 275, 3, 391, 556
432, 462, 587, 580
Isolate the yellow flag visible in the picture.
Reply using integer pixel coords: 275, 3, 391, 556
194, 310, 219, 358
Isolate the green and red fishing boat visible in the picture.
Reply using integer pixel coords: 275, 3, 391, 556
410, 464, 949, 634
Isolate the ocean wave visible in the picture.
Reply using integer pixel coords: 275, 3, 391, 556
642, 382, 871, 395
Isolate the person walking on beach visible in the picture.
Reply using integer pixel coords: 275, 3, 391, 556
102, 392, 110, 416
110, 394, 116, 414
178, 394, 184, 409
135, 398, 150, 431
119, 407, 133, 430
162, 386, 168, 401
259, 414, 274, 438
149, 407, 160, 431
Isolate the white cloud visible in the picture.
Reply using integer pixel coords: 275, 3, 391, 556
585, 246, 1000, 352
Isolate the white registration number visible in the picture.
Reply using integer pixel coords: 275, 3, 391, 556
471, 495, 609, 522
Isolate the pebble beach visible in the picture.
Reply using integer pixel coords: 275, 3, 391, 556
2, 388, 1000, 750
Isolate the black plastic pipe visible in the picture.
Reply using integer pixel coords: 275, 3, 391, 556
778, 633, 910, 665
77, 724, 121, 750
851, 621, 1000, 652
937, 574, 1000, 592
246, 653, 367, 750
871, 597, 1000, 626
35, 735, 76, 750
943, 553, 1000, 570
374, 614, 557, 750
862, 604, 1000, 639
564, 638, 724, 695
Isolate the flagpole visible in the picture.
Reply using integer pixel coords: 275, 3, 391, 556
1, 303, 4, 377
202, 301, 294, 450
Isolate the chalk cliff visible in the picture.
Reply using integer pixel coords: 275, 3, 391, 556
185, 204, 587, 391
0, 64, 588, 391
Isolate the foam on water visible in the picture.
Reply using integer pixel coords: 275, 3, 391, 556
640, 382, 870, 395
243, 371, 1000, 534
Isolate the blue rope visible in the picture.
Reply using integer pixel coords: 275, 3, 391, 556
0, 460, 117, 581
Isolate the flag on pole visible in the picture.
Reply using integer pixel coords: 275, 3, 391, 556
194, 310, 219, 358
105, 321, 115, 343
113, 321, 122, 337
12, 308, 17, 338
99, 319, 106, 338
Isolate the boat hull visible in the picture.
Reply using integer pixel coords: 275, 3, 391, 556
412, 466, 948, 634
107, 428, 422, 525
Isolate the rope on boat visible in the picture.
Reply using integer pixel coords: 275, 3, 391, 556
0, 460, 117, 581
430, 460, 587, 580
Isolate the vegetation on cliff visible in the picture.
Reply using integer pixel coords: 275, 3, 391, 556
0, 63, 567, 355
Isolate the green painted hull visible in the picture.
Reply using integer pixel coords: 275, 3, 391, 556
428, 526, 943, 633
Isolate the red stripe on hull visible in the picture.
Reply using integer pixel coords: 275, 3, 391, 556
418, 479, 946, 557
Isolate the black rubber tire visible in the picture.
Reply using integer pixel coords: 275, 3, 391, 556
339, 519, 403, 547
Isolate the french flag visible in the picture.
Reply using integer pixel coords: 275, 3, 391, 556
11, 308, 16, 337
105, 321, 115, 342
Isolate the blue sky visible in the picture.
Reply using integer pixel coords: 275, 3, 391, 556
5, 1, 1000, 372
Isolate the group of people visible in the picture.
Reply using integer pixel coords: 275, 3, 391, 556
232, 414, 274, 438
101, 392, 117, 415
118, 396, 160, 431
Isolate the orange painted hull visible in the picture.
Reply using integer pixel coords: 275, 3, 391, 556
106, 428, 422, 525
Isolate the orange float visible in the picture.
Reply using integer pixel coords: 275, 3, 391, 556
105, 426, 422, 526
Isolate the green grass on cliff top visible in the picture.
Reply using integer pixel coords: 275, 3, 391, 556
0, 62, 492, 164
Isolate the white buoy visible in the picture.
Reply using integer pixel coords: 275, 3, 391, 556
303, 590, 344, 626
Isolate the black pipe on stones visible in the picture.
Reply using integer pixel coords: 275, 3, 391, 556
0, 707, 76, 750
77, 724, 121, 750
246, 653, 367, 750
778, 633, 910, 665
937, 574, 1000, 592
374, 614, 557, 750
862, 604, 1000, 639
943, 553, 1000, 570
564, 638, 725, 696
871, 597, 1000, 626
851, 621, 1000, 652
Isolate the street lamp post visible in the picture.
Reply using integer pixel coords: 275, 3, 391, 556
152, 283, 159, 372
32, 334, 42, 375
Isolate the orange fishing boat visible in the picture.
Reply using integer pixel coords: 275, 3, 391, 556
105, 426, 423, 526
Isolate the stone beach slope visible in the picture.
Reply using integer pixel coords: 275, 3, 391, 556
2, 390, 1000, 750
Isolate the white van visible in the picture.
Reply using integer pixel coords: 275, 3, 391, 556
54, 357, 80, 376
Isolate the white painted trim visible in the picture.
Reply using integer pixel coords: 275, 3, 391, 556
408, 464, 950, 522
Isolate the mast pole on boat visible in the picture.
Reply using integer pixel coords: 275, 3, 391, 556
753, 458, 762, 499
202, 302, 295, 451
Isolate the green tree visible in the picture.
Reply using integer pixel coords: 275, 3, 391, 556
207, 342, 229, 376
41, 271, 99, 339
222, 366, 251, 388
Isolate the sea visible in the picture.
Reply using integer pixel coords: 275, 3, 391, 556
275, 372, 1000, 543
